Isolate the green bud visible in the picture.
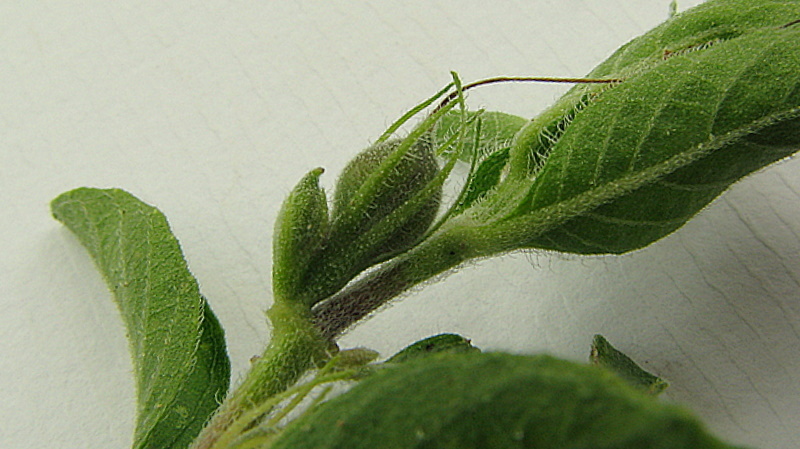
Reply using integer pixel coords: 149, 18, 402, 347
272, 167, 328, 303
331, 136, 441, 263
297, 135, 443, 307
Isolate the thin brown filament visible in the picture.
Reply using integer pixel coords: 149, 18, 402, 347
779, 18, 800, 29
434, 76, 623, 113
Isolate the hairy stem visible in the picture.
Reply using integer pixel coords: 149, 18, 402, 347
312, 223, 483, 339
191, 301, 330, 449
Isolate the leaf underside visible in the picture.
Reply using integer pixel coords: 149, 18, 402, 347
51, 188, 230, 449
482, 0, 800, 255
269, 353, 741, 449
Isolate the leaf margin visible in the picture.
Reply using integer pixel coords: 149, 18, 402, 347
51, 187, 230, 449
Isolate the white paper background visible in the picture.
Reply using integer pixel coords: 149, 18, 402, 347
3, 1, 800, 448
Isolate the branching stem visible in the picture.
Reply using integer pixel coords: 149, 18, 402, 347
312, 224, 481, 339
190, 301, 330, 449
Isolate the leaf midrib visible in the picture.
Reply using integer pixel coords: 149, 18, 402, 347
481, 106, 800, 252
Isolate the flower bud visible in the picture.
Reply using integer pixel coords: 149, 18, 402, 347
272, 167, 328, 303
300, 135, 443, 306
331, 136, 441, 263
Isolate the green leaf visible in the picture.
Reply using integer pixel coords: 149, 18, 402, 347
488, 0, 800, 254
434, 110, 527, 160
386, 333, 480, 364
269, 353, 743, 449
590, 335, 668, 395
51, 188, 230, 449
453, 146, 511, 214
307, 0, 800, 342
432, 111, 524, 214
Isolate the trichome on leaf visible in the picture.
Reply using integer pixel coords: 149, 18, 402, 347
51, 1, 800, 448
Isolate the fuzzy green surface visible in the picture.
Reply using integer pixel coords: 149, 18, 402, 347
511, 0, 800, 168
590, 0, 800, 78
272, 167, 328, 304
302, 131, 446, 305
269, 352, 742, 449
329, 138, 441, 263
433, 110, 527, 214
51, 188, 230, 449
434, 110, 527, 160
310, 0, 800, 341
474, 0, 800, 254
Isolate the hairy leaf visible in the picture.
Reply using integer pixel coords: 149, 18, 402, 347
308, 0, 800, 341
590, 335, 668, 395
51, 188, 230, 449
490, 0, 800, 254
434, 111, 524, 214
454, 146, 511, 214
269, 353, 742, 449
434, 110, 526, 160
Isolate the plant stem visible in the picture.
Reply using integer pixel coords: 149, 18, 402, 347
190, 300, 330, 449
312, 222, 483, 339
